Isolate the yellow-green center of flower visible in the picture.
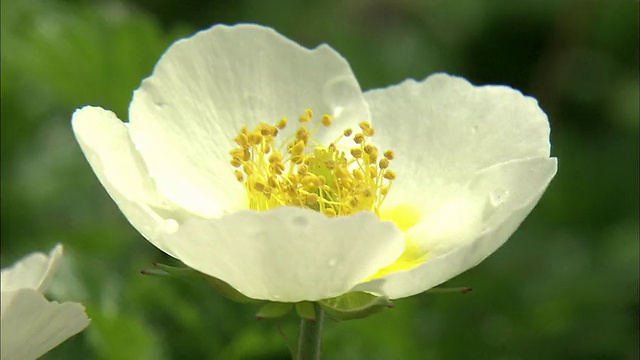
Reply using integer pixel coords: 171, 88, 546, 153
230, 109, 396, 216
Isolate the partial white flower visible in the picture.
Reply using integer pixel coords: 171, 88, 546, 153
72, 24, 557, 303
1, 244, 90, 360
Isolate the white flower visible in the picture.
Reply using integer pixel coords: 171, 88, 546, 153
72, 24, 557, 303
1, 244, 89, 360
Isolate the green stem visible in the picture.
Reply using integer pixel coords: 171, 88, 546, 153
296, 303, 324, 360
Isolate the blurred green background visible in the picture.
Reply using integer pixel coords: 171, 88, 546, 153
1, 0, 638, 359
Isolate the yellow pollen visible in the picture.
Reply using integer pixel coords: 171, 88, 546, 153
229, 109, 397, 216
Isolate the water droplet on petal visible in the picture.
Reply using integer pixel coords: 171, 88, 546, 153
164, 219, 179, 233
292, 215, 309, 227
489, 189, 509, 207
244, 94, 265, 112
328, 258, 338, 267
323, 76, 359, 117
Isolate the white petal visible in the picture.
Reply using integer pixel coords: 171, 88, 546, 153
1, 244, 62, 293
128, 24, 369, 218
161, 207, 404, 302
365, 73, 551, 209
355, 157, 557, 299
1, 289, 89, 360
72, 106, 200, 258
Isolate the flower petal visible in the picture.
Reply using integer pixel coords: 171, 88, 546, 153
1, 289, 89, 360
128, 24, 369, 218
365, 73, 551, 210
1, 244, 62, 293
355, 157, 557, 299
161, 207, 405, 302
72, 106, 200, 257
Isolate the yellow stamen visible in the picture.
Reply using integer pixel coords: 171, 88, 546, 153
229, 109, 397, 216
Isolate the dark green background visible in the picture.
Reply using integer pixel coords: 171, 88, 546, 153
2, 0, 638, 359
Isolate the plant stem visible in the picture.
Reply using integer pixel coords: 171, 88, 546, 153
296, 303, 324, 360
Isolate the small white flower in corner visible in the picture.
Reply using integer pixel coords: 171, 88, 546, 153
1, 244, 90, 360
72, 24, 557, 303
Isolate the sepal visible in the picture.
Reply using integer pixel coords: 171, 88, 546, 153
295, 302, 317, 321
319, 292, 392, 321
256, 302, 294, 319
141, 262, 259, 303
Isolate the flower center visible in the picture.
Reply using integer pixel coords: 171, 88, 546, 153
230, 109, 397, 217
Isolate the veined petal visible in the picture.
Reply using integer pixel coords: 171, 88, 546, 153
129, 24, 369, 218
1, 289, 89, 360
72, 106, 201, 257
365, 73, 551, 210
355, 157, 557, 299
161, 207, 405, 302
1, 244, 62, 293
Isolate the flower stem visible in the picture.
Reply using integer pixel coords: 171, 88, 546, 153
296, 303, 324, 360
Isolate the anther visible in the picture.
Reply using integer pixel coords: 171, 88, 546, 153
299, 109, 313, 123
248, 132, 262, 145
369, 165, 378, 178
234, 133, 249, 147
343, 128, 353, 137
383, 169, 397, 180
269, 152, 283, 163
296, 128, 310, 143
230, 158, 242, 168
324, 160, 335, 169
383, 150, 394, 160
359, 122, 375, 136
289, 140, 305, 156
276, 117, 288, 129
321, 114, 333, 127
306, 193, 319, 205
259, 123, 272, 136
363, 144, 374, 154
234, 170, 244, 182
379, 158, 390, 169
353, 133, 365, 144
230, 148, 245, 159
254, 182, 266, 192
350, 148, 363, 158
